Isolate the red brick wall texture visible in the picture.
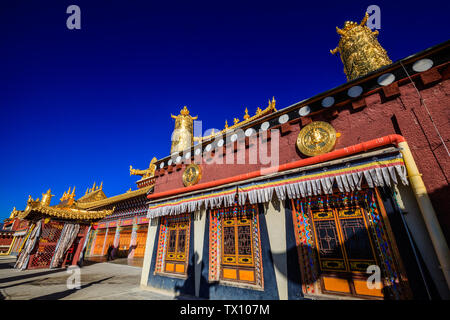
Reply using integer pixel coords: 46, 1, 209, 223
154, 66, 450, 241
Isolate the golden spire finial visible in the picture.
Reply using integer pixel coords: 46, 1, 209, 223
331, 12, 392, 81
225, 120, 229, 129
256, 107, 262, 115
233, 118, 239, 125
243, 108, 250, 120
72, 186, 76, 195
271, 97, 276, 111
85, 188, 89, 195
100, 181, 103, 190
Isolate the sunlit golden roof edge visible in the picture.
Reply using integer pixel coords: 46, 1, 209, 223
75, 184, 153, 209
18, 202, 114, 221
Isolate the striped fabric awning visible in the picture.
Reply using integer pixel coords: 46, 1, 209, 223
147, 152, 408, 218
147, 187, 237, 218
237, 152, 408, 205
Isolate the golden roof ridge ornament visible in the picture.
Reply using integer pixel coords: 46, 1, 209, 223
193, 97, 277, 143
330, 12, 392, 81
130, 157, 157, 179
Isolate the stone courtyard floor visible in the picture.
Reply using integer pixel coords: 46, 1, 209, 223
0, 255, 187, 300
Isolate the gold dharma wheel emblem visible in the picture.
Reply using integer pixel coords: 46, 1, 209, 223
296, 121, 337, 156
182, 164, 202, 187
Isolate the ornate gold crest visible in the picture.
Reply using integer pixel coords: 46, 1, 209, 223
296, 121, 337, 156
182, 164, 202, 187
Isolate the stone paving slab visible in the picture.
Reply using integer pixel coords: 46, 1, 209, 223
0, 255, 177, 300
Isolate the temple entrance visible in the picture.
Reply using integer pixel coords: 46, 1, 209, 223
292, 189, 411, 300
117, 226, 132, 258
104, 227, 116, 257
134, 225, 148, 257
92, 230, 106, 255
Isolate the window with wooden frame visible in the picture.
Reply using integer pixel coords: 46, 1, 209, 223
162, 216, 190, 276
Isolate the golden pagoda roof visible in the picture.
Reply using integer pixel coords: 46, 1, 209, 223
17, 187, 114, 221
75, 185, 153, 209
19, 198, 113, 221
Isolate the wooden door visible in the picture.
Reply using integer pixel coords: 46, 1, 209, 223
92, 231, 106, 255
117, 227, 132, 257
134, 226, 148, 257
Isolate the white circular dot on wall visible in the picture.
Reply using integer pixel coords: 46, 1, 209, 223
299, 106, 310, 116
217, 139, 224, 147
260, 122, 270, 131
321, 97, 335, 108
205, 144, 212, 152
412, 59, 433, 72
245, 128, 255, 137
168, 159, 173, 166
184, 152, 191, 159
176, 156, 181, 163
195, 148, 201, 155
347, 86, 363, 98
231, 134, 238, 142
278, 114, 289, 124
377, 73, 395, 86
159, 162, 165, 169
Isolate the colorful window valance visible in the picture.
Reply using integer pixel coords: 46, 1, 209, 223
237, 152, 408, 205
147, 152, 408, 218
147, 187, 237, 218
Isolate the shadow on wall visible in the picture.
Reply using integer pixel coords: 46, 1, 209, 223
268, 192, 441, 300
428, 184, 450, 245
174, 253, 210, 300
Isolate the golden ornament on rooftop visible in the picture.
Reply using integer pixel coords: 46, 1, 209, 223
330, 12, 392, 81
130, 157, 157, 179
182, 163, 202, 187
296, 121, 337, 156
171, 106, 198, 154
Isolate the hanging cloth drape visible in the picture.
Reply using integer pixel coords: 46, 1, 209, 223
49, 223, 80, 268
77, 225, 91, 264
14, 220, 42, 270
147, 152, 408, 218
147, 186, 237, 219
237, 152, 408, 205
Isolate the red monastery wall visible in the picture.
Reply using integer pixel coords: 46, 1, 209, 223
153, 65, 450, 240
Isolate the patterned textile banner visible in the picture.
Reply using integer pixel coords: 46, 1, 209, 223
147, 152, 408, 218
14, 220, 42, 270
237, 153, 408, 205
147, 187, 237, 218
50, 223, 80, 268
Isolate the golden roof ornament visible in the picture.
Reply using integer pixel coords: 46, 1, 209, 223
130, 157, 157, 179
193, 97, 277, 143
244, 108, 250, 120
330, 12, 392, 81
41, 189, 53, 207
170, 106, 198, 154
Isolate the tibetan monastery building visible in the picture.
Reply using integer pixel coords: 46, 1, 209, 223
138, 15, 450, 300
80, 172, 155, 261
13, 188, 112, 270
0, 208, 30, 256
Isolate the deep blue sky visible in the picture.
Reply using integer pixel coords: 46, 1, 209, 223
0, 0, 448, 219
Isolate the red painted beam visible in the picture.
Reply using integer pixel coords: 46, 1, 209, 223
147, 134, 406, 201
